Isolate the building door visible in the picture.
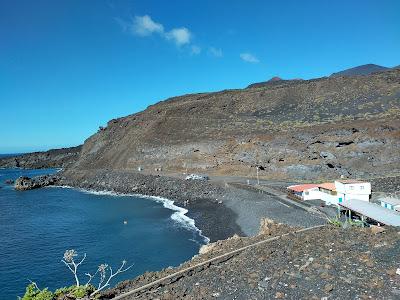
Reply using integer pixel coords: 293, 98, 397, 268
338, 197, 343, 203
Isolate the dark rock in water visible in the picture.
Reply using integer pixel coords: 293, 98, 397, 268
5, 179, 14, 185
14, 175, 59, 191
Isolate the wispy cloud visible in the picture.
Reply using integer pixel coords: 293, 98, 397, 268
166, 27, 192, 46
240, 53, 260, 63
132, 15, 164, 36
191, 45, 201, 55
120, 15, 193, 48
117, 14, 222, 58
208, 47, 223, 57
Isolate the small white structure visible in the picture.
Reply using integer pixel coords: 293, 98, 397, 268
287, 179, 371, 206
334, 180, 371, 202
380, 197, 400, 212
287, 184, 320, 200
185, 174, 209, 181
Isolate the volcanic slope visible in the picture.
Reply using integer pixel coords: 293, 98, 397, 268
69, 69, 400, 180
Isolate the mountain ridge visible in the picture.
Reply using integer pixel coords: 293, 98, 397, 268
67, 68, 400, 180
330, 63, 390, 77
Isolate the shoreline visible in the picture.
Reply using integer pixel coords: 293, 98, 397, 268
53, 185, 211, 244
10, 167, 331, 241
58, 169, 244, 242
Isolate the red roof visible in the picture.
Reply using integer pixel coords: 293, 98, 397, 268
287, 184, 319, 193
318, 182, 336, 191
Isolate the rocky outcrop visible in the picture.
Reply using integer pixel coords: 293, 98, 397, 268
101, 224, 400, 300
0, 146, 82, 169
14, 175, 59, 191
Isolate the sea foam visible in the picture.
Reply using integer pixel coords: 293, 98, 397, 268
51, 185, 210, 244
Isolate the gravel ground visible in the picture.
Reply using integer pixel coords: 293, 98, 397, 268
102, 224, 400, 300
370, 176, 400, 193
222, 186, 326, 236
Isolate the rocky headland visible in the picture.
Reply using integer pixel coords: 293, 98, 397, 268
0, 145, 81, 169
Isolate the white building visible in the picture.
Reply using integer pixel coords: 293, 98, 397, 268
287, 179, 371, 206
287, 184, 320, 200
380, 197, 400, 212
334, 180, 371, 202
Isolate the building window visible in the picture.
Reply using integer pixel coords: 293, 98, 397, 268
349, 186, 354, 190
360, 186, 365, 190
305, 191, 309, 195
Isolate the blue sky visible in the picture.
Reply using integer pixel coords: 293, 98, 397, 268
1, 0, 399, 153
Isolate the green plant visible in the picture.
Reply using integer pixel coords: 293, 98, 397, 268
21, 249, 132, 300
21, 283, 53, 300
328, 216, 366, 228
327, 217, 343, 227
54, 285, 95, 299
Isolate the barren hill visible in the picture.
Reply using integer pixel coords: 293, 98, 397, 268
69, 69, 400, 180
330, 63, 390, 77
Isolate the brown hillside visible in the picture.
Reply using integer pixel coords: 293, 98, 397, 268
70, 69, 400, 180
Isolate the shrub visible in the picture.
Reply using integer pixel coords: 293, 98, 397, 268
54, 285, 95, 299
21, 283, 53, 300
21, 249, 132, 299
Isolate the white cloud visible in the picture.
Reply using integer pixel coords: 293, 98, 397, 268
191, 45, 201, 55
117, 15, 223, 58
208, 47, 223, 57
132, 15, 164, 36
240, 53, 260, 63
166, 27, 192, 46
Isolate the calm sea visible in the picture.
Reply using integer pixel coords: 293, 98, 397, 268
0, 168, 206, 299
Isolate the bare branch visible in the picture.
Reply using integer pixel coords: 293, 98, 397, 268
60, 249, 133, 296
28, 279, 40, 291
76, 253, 86, 267
90, 261, 133, 296
61, 259, 74, 273
85, 268, 99, 286
61, 250, 84, 286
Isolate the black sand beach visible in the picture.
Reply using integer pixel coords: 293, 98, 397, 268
58, 169, 326, 242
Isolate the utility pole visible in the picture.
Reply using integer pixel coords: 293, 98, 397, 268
256, 166, 260, 185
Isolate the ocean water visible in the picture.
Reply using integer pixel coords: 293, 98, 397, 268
0, 168, 206, 299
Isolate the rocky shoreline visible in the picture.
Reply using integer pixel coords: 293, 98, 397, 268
11, 169, 243, 242
56, 169, 244, 242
